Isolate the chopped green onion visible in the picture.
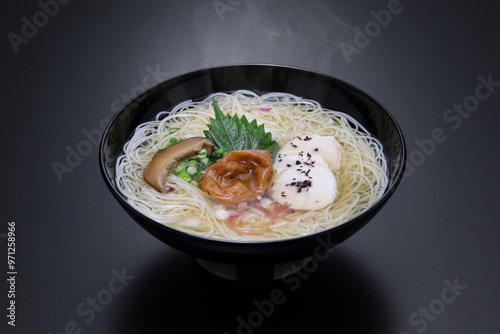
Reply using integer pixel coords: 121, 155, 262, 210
197, 157, 211, 169
186, 166, 197, 175
169, 127, 179, 134
178, 170, 192, 182
173, 164, 186, 175
197, 148, 207, 158
166, 137, 178, 147
156, 148, 164, 154
190, 180, 199, 186
173, 146, 219, 180
212, 147, 226, 160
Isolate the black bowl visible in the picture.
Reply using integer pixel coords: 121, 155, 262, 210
99, 65, 406, 280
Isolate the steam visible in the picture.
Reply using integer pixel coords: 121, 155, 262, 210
192, 0, 355, 70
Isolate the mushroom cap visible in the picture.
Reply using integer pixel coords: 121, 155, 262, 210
143, 137, 214, 192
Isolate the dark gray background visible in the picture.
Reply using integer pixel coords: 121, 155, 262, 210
1, 0, 499, 333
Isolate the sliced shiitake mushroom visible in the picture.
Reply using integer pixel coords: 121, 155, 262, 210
143, 137, 214, 192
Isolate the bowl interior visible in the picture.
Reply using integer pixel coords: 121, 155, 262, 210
99, 64, 406, 264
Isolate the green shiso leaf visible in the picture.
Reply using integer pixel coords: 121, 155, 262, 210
203, 98, 277, 158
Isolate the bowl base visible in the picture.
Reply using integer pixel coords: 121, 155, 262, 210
194, 257, 312, 281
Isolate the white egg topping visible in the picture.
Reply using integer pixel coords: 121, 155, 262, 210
269, 134, 343, 210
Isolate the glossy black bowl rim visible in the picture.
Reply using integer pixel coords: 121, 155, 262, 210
99, 63, 407, 248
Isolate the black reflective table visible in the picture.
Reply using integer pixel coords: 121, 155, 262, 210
2, 1, 499, 333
